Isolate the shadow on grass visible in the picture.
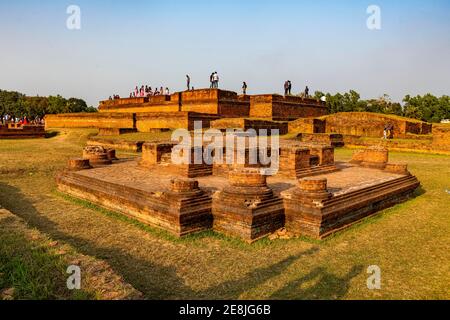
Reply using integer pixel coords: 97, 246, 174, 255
270, 265, 363, 300
45, 131, 59, 139
0, 182, 329, 299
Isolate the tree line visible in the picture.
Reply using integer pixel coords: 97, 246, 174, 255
0, 89, 97, 120
313, 90, 450, 123
1, 88, 449, 124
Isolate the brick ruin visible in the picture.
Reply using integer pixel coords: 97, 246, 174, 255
56, 137, 420, 242
45, 88, 426, 242
45, 89, 328, 133
44, 88, 444, 154
432, 126, 450, 151
0, 123, 45, 139
287, 112, 432, 140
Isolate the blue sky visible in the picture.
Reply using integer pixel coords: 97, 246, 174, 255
0, 0, 449, 106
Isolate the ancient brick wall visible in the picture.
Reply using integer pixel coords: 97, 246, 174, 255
136, 112, 189, 132
0, 124, 45, 139
136, 112, 219, 131
99, 97, 148, 108
249, 95, 328, 121
44, 113, 136, 129
323, 112, 430, 138
297, 133, 344, 147
180, 89, 250, 117
432, 126, 450, 151
210, 118, 288, 135
422, 123, 433, 134
288, 118, 326, 133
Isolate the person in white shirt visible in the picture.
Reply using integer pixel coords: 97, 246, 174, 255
213, 72, 219, 88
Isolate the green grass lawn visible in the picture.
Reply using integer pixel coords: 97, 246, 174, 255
0, 128, 449, 300
0, 216, 94, 299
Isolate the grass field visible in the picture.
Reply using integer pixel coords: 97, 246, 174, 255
0, 128, 449, 300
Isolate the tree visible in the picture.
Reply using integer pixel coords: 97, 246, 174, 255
65, 98, 88, 113
0, 90, 25, 121
47, 95, 67, 114
402, 94, 449, 123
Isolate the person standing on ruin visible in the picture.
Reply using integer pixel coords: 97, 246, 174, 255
209, 72, 214, 88
284, 81, 289, 95
242, 82, 248, 95
304, 86, 309, 98
288, 81, 292, 95
388, 123, 394, 139
186, 75, 191, 91
165, 87, 170, 95
213, 72, 219, 89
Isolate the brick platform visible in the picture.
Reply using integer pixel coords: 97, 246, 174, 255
212, 169, 285, 242
56, 144, 420, 241
0, 124, 45, 139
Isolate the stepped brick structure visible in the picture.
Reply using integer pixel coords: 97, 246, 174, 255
249, 95, 327, 121
45, 89, 328, 133
212, 169, 285, 242
210, 118, 288, 135
287, 112, 434, 149
56, 139, 420, 241
136, 112, 219, 132
320, 112, 432, 138
0, 124, 45, 139
140, 142, 213, 177
283, 168, 419, 239
98, 90, 250, 117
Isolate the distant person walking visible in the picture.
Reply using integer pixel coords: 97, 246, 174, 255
288, 81, 292, 95
242, 81, 248, 95
304, 86, 309, 98
186, 75, 191, 91
284, 81, 289, 96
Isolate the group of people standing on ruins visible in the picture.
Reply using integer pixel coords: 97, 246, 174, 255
185, 72, 220, 91
0, 115, 44, 126
284, 80, 292, 96
127, 85, 170, 98
283, 81, 310, 98
109, 74, 314, 99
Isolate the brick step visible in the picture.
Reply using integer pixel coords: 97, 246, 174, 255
296, 164, 338, 178
322, 175, 419, 215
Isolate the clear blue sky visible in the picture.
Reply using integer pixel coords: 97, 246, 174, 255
0, 0, 449, 106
